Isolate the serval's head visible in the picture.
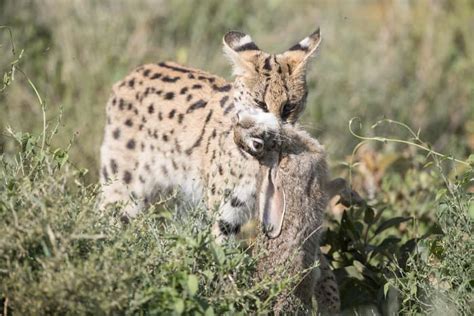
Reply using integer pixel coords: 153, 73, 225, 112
223, 28, 322, 131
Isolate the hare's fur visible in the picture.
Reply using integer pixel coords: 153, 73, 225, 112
252, 125, 341, 314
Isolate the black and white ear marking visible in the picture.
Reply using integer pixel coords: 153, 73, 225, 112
224, 31, 260, 52
289, 28, 321, 53
282, 27, 322, 73
223, 31, 261, 76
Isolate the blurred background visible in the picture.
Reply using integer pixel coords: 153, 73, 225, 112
1, 0, 472, 182
1, 1, 473, 313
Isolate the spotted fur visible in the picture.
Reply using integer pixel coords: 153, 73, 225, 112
99, 29, 322, 239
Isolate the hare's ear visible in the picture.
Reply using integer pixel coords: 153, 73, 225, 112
223, 31, 261, 76
259, 152, 286, 239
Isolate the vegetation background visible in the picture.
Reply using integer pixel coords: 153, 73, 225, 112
0, 0, 472, 314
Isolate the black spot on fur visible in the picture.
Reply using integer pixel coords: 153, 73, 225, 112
219, 96, 229, 108
125, 119, 133, 127
119, 99, 125, 110
191, 84, 202, 89
186, 99, 207, 113
218, 164, 223, 176
164, 92, 175, 100
143, 69, 151, 77
123, 171, 132, 184
168, 109, 176, 119
212, 84, 232, 92
184, 110, 213, 155
218, 220, 240, 235
287, 63, 293, 75
162, 76, 180, 83
235, 42, 259, 52
180, 87, 188, 95
289, 43, 309, 52
158, 62, 191, 73
186, 94, 193, 102
263, 56, 272, 71
230, 196, 245, 208
178, 113, 184, 124
148, 103, 154, 114
161, 165, 168, 176
128, 78, 135, 88
110, 159, 118, 174
187, 73, 195, 79
126, 139, 136, 150
102, 166, 109, 181
112, 98, 117, 106
158, 112, 163, 121
112, 128, 121, 139
150, 73, 162, 80
223, 102, 235, 115
162, 134, 169, 142
175, 139, 182, 153
197, 75, 215, 83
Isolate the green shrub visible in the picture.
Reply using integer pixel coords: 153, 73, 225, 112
322, 120, 473, 315
0, 127, 295, 315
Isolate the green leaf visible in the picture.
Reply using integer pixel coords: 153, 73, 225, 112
353, 260, 365, 273
376, 236, 401, 252
384, 282, 391, 298
174, 298, 184, 314
205, 307, 215, 316
202, 270, 214, 281
210, 242, 225, 265
467, 154, 474, 166
374, 216, 412, 235
363, 207, 375, 225
435, 188, 447, 201
344, 266, 364, 280
187, 274, 199, 296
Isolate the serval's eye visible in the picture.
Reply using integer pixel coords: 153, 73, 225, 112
254, 99, 268, 112
282, 102, 296, 120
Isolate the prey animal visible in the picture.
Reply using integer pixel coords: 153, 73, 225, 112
234, 117, 341, 314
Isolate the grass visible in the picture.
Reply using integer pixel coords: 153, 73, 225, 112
1, 0, 473, 314
0, 127, 298, 315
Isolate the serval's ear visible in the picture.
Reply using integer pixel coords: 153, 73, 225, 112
223, 31, 261, 76
282, 28, 322, 75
